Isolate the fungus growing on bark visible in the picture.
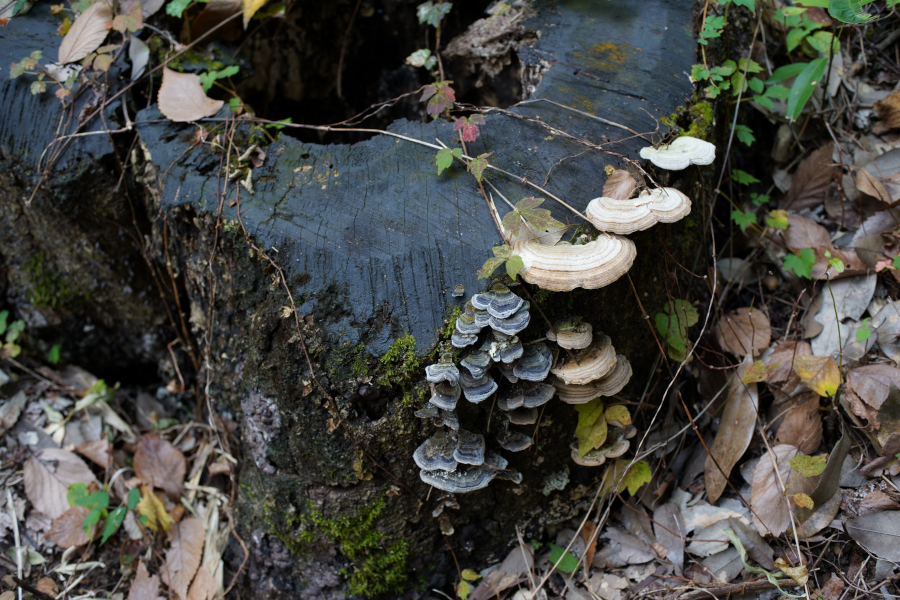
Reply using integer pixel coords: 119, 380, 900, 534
593, 354, 633, 397
488, 332, 524, 363
453, 429, 486, 465
639, 136, 716, 170
460, 350, 491, 379
508, 407, 538, 425
489, 302, 531, 336
471, 282, 524, 318
512, 236, 636, 291
550, 335, 616, 385
585, 188, 691, 234
513, 342, 555, 381
547, 318, 592, 350
429, 381, 461, 411
452, 284, 465, 298
458, 369, 498, 403
496, 430, 533, 452
426, 353, 460, 385
414, 430, 459, 471
496, 361, 518, 383
498, 381, 555, 411
419, 451, 508, 493
415, 402, 440, 419
455, 312, 483, 335
451, 328, 479, 348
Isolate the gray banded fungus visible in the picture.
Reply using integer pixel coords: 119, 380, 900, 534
414, 430, 459, 471
452, 284, 465, 297
568, 426, 632, 467
426, 353, 460, 386
429, 381, 461, 411
489, 302, 531, 336
473, 307, 491, 328
512, 236, 636, 292
415, 402, 440, 419
496, 361, 518, 383
451, 328, 479, 349
513, 342, 554, 382
455, 312, 483, 335
439, 410, 460, 430
584, 188, 691, 235
453, 429, 486, 465
496, 430, 533, 452
498, 381, 556, 411
638, 136, 716, 170
549, 376, 601, 404
547, 319, 592, 350
508, 407, 538, 425
458, 369, 498, 403
460, 350, 491, 379
550, 335, 616, 385
471, 282, 524, 319
495, 470, 523, 484
489, 332, 524, 363
419, 450, 508, 493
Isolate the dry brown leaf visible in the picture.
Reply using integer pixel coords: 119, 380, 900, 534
751, 444, 818, 536
781, 144, 834, 210
134, 433, 186, 499
129, 561, 162, 600
874, 90, 900, 130
818, 574, 845, 600
0, 592, 14, 600
158, 68, 225, 123
0, 391, 27, 435
781, 214, 831, 250
765, 340, 812, 385
24, 448, 99, 519
580, 521, 597, 569
793, 355, 840, 397
844, 364, 900, 427
162, 517, 205, 600
46, 506, 95, 548
715, 307, 771, 358
810, 246, 867, 281
190, 0, 241, 43
186, 566, 217, 600
76, 439, 111, 469
36, 578, 58, 597
857, 169, 890, 202
601, 169, 636, 200
58, 1, 113, 63
774, 393, 822, 454
705, 359, 758, 504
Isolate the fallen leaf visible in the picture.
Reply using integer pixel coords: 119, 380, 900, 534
134, 433, 186, 499
781, 144, 834, 210
46, 505, 96, 548
58, 1, 112, 63
874, 90, 900, 130
241, 0, 268, 27
653, 503, 685, 575
781, 213, 832, 250
844, 364, 900, 427
137, 486, 174, 532
764, 341, 812, 385
36, 578, 58, 597
775, 557, 809, 585
751, 444, 818, 536
715, 307, 771, 358
793, 355, 840, 397
701, 547, 743, 584
857, 169, 890, 202
128, 561, 162, 600
822, 274, 877, 322
24, 449, 99, 519
76, 439, 111, 469
140, 0, 165, 17
844, 510, 900, 561
601, 169, 636, 200
186, 566, 216, 600
162, 517, 205, 600
725, 517, 775, 569
0, 391, 27, 435
818, 574, 845, 600
593, 528, 656, 568
470, 545, 532, 600
158, 68, 224, 123
705, 359, 758, 504
774, 393, 822, 453
580, 521, 597, 569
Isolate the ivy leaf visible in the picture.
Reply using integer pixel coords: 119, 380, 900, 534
514, 197, 565, 233
477, 257, 504, 280
691, 64, 710, 82
789, 454, 827, 477
654, 299, 699, 354
435, 147, 462, 175
766, 209, 789, 229
467, 152, 491, 182
111, 1, 142, 33
732, 169, 760, 185
453, 115, 485, 143
420, 80, 455, 118
417, 1, 452, 27
731, 209, 756, 232
548, 544, 580, 573
732, 124, 755, 146
505, 255, 524, 281
784, 248, 815, 279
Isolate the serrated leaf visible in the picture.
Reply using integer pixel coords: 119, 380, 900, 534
166, 0, 190, 17
435, 148, 455, 176
731, 209, 756, 232
789, 453, 827, 477
766, 209, 788, 229
505, 255, 524, 281
453, 115, 485, 143
516, 197, 565, 232
477, 257, 505, 280
501, 210, 525, 237
467, 152, 490, 182
604, 405, 631, 427
793, 355, 840, 397
784, 248, 815, 279
491, 244, 510, 259
421, 81, 455, 118
732, 169, 760, 185
733, 124, 755, 146
691, 64, 710, 81
417, 1, 452, 27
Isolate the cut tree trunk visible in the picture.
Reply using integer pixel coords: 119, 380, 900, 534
0, 0, 710, 597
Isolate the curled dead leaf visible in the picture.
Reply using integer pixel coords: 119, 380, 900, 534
601, 169, 636, 200
158, 67, 225, 123
792, 355, 840, 397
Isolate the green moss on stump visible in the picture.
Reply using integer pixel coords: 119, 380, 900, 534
24, 252, 80, 309
377, 333, 419, 388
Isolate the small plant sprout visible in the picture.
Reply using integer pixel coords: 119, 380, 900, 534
435, 147, 463, 175
198, 65, 240, 92
654, 299, 699, 362
731, 209, 756, 232
784, 248, 815, 279
420, 81, 456, 118
824, 249, 845, 274
455, 569, 480, 600
766, 209, 788, 230
406, 49, 437, 70
478, 244, 523, 280
856, 318, 873, 343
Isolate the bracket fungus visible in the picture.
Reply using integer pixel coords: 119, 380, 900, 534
547, 319, 593, 350
420, 451, 508, 494
453, 429, 486, 465
585, 188, 691, 235
451, 328, 479, 348
638, 136, 716, 170
498, 381, 555, 411
513, 342, 555, 382
508, 407, 538, 425
488, 332, 524, 363
512, 236, 636, 292
460, 350, 491, 379
550, 335, 616, 385
458, 369, 499, 403
496, 430, 533, 452
568, 424, 635, 467
429, 381, 462, 411
414, 430, 459, 472
425, 353, 460, 386
489, 302, 532, 336
454, 312, 483, 335
592, 354, 633, 397
471, 282, 525, 319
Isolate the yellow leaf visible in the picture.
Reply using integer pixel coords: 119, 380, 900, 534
792, 355, 840, 397
137, 486, 173, 532
241, 0, 269, 28
604, 405, 632, 427
456, 580, 471, 600
576, 416, 607, 457
792, 492, 814, 509
775, 557, 809, 586
461, 569, 480, 582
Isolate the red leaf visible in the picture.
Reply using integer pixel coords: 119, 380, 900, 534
453, 115, 485, 142
421, 82, 455, 118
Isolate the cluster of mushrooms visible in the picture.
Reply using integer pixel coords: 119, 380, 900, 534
413, 137, 715, 493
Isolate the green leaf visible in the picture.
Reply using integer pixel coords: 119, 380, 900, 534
505, 255, 524, 281
786, 57, 827, 121
691, 64, 710, 81
492, 244, 511, 260
766, 209, 789, 229
731, 210, 756, 232
575, 413, 607, 457
0, 310, 8, 335
548, 543, 580, 573
856, 326, 872, 343
67, 483, 90, 507
732, 169, 760, 185
751, 193, 771, 206
786, 26, 810, 52
732, 124, 755, 146
435, 147, 461, 176
417, 1, 452, 27
655, 300, 699, 354
784, 248, 816, 279
265, 117, 292, 131
457, 580, 470, 600
827, 0, 876, 23
166, 0, 191, 18
767, 62, 808, 84
467, 152, 491, 182
46, 343, 62, 364
478, 257, 505, 279
515, 197, 565, 232
764, 84, 791, 99
790, 453, 827, 477
623, 460, 652, 495
731, 0, 755, 9
127, 487, 141, 510
893, 256, 900, 269
575, 399, 604, 430
461, 569, 480, 582
101, 506, 126, 544
806, 31, 840, 55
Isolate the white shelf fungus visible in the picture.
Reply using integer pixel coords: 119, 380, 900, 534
585, 188, 691, 234
639, 136, 715, 170
512, 236, 636, 292
550, 335, 616, 385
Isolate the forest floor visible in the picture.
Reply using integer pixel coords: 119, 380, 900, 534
3, 0, 900, 599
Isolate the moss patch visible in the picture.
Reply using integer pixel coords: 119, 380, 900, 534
680, 100, 714, 141
24, 252, 80, 309
377, 333, 419, 388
